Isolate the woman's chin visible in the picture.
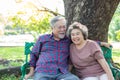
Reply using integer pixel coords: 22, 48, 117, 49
73, 42, 79, 45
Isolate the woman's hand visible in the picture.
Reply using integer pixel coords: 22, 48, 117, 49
101, 42, 112, 49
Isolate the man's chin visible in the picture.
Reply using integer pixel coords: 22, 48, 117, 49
59, 35, 65, 39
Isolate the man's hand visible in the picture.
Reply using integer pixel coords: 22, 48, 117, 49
24, 67, 34, 80
24, 72, 34, 80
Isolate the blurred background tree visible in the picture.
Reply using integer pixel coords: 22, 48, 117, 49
3, 0, 63, 40
0, 0, 119, 41
8, 12, 52, 39
109, 4, 120, 41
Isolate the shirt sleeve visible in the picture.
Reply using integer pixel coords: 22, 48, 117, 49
29, 36, 42, 68
91, 41, 104, 60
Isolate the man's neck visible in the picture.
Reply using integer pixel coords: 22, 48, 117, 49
54, 37, 60, 41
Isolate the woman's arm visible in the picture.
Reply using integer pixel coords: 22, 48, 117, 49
97, 41, 111, 49
98, 59, 114, 80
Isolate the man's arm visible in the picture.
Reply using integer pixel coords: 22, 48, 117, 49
24, 67, 34, 80
24, 36, 42, 79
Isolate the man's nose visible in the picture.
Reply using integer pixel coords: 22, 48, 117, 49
60, 27, 66, 31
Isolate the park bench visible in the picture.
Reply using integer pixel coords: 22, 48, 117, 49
20, 42, 120, 80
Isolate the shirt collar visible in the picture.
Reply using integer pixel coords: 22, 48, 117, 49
50, 33, 68, 41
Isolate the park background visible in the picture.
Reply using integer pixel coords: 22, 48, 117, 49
0, 0, 120, 80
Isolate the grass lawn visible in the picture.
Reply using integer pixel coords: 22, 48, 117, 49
0, 46, 120, 63
112, 48, 120, 64
0, 46, 25, 69
0, 46, 119, 65
0, 74, 18, 80
0, 46, 24, 60
0, 47, 25, 79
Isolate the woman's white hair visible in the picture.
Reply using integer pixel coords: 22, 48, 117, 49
67, 22, 88, 40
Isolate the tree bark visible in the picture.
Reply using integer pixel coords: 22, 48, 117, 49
63, 0, 120, 41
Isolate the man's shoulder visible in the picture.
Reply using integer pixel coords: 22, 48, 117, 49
38, 34, 51, 41
39, 34, 51, 37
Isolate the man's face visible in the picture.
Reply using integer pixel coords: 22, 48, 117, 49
52, 19, 67, 40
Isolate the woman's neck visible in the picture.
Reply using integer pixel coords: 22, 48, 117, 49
75, 40, 87, 49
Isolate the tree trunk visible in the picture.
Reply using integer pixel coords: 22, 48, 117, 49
63, 0, 119, 42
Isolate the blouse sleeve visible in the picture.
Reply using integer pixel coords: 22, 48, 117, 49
94, 51, 104, 60
91, 41, 104, 60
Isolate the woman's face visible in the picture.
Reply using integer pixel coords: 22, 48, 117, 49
71, 29, 84, 45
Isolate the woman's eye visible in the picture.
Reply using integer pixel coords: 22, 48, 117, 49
71, 34, 75, 36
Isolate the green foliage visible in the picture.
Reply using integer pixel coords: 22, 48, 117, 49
11, 16, 26, 29
5, 25, 12, 30
116, 30, 120, 41
10, 61, 23, 66
112, 49, 120, 63
0, 61, 22, 69
26, 14, 52, 39
26, 15, 51, 33
109, 4, 120, 41
4, 31, 18, 35
0, 74, 17, 80
0, 65, 8, 69
9, 12, 52, 39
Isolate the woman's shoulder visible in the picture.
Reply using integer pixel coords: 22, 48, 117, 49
87, 39, 97, 43
87, 39, 98, 47
70, 43, 74, 47
70, 43, 75, 49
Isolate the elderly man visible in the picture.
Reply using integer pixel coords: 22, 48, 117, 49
25, 16, 80, 80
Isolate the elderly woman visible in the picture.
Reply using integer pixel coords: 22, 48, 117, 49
67, 22, 114, 80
